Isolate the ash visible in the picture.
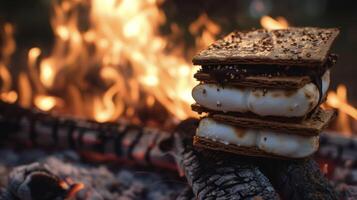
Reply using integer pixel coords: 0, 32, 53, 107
0, 149, 187, 200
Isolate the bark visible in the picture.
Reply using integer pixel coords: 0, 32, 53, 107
0, 101, 177, 171
259, 158, 339, 200
176, 187, 195, 200
4, 163, 68, 200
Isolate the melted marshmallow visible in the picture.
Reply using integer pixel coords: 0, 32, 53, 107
192, 70, 330, 117
197, 118, 319, 158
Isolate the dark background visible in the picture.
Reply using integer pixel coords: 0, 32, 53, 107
0, 0, 356, 103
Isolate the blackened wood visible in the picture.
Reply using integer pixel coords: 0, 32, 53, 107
0, 190, 15, 200
338, 185, 357, 199
259, 158, 339, 200
172, 119, 279, 200
0, 101, 177, 171
176, 187, 195, 200
5, 163, 68, 200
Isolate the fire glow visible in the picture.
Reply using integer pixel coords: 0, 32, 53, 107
0, 0, 221, 123
0, 1, 356, 135
260, 15, 289, 30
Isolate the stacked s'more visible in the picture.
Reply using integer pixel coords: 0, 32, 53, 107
191, 27, 339, 159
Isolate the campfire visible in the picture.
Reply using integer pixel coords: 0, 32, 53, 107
0, 2, 356, 134
0, 1, 356, 200
1, 0, 211, 125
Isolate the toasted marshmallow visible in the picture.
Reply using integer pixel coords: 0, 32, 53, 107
192, 70, 330, 117
197, 118, 319, 158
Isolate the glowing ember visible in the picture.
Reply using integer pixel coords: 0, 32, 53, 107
260, 15, 289, 30
59, 179, 85, 198
67, 183, 85, 198
322, 163, 329, 175
59, 180, 69, 190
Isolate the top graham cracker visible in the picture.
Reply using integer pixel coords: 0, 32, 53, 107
192, 27, 339, 67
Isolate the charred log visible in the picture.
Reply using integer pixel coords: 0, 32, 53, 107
337, 185, 357, 199
170, 119, 279, 200
259, 158, 339, 200
1, 163, 81, 200
176, 187, 195, 200
0, 101, 347, 200
0, 101, 177, 171
0, 153, 188, 200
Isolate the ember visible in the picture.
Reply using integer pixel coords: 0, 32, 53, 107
0, 151, 186, 199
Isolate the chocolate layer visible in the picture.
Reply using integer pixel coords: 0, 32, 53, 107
194, 54, 337, 89
193, 28, 339, 67
195, 73, 312, 89
207, 108, 336, 136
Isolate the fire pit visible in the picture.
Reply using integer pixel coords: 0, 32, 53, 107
0, 0, 356, 199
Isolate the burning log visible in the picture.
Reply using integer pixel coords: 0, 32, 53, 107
0, 101, 177, 171
171, 119, 279, 200
0, 101, 346, 199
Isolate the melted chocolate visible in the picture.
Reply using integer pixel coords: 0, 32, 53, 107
199, 54, 337, 86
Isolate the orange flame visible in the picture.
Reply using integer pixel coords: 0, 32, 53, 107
0, 64, 17, 103
189, 13, 221, 50
0, 0, 221, 123
18, 72, 32, 108
16, 0, 219, 122
326, 85, 356, 136
0, 23, 17, 104
0, 90, 17, 103
40, 60, 56, 88
327, 85, 357, 119
34, 95, 57, 111
260, 16, 289, 30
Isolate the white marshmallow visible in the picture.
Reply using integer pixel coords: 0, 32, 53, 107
196, 118, 319, 158
192, 70, 330, 117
